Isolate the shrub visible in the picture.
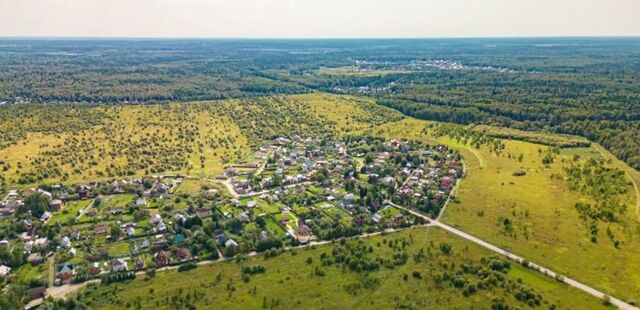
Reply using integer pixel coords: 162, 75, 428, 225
178, 262, 197, 272
512, 169, 527, 177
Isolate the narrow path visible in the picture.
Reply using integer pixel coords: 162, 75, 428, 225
75, 198, 95, 220
45, 224, 427, 301
47, 256, 55, 287
386, 200, 637, 310
465, 146, 485, 169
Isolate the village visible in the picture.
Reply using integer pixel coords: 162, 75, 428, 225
0, 136, 463, 304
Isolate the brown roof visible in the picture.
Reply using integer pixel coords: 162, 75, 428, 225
26, 286, 46, 301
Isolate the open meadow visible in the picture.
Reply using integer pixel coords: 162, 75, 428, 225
75, 227, 603, 310
0, 93, 402, 189
2, 93, 639, 307
358, 118, 640, 302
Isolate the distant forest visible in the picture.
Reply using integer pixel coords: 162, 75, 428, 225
0, 38, 639, 169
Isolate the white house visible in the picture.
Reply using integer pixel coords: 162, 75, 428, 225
126, 226, 136, 237
112, 258, 128, 272
136, 198, 147, 207
225, 239, 238, 248
0, 265, 10, 278
60, 236, 71, 248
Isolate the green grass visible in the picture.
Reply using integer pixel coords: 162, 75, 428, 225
264, 217, 286, 238
254, 199, 283, 214
107, 241, 132, 257
321, 205, 352, 225
13, 263, 48, 284
75, 227, 604, 309
102, 194, 136, 210
172, 179, 204, 195
48, 199, 92, 225
358, 117, 640, 301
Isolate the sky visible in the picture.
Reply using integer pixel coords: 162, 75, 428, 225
1, 0, 639, 38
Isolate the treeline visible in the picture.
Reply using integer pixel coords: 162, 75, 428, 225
378, 88, 640, 170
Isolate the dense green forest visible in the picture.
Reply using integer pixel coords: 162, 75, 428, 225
0, 38, 639, 169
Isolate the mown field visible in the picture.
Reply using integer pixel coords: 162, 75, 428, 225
0, 93, 402, 188
357, 118, 640, 302
75, 227, 603, 309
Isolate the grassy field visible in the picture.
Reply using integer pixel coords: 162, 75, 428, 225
0, 93, 402, 189
47, 199, 92, 225
2, 93, 640, 305
440, 138, 640, 301
75, 227, 603, 309
357, 118, 640, 301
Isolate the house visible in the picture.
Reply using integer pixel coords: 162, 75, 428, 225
157, 221, 167, 232
153, 235, 168, 250
27, 253, 43, 265
33, 237, 49, 250
372, 213, 382, 223
126, 226, 136, 237
26, 286, 46, 301
259, 230, 268, 242
381, 176, 396, 187
112, 258, 128, 272
225, 239, 238, 248
247, 201, 256, 208
196, 207, 211, 218
56, 262, 76, 284
60, 236, 71, 248
294, 219, 313, 243
154, 251, 169, 266
40, 211, 51, 222
239, 212, 250, 222
95, 224, 108, 235
392, 214, 404, 223
86, 208, 97, 217
135, 257, 145, 270
150, 214, 163, 224
174, 213, 186, 224
70, 229, 80, 240
136, 198, 147, 207
90, 262, 101, 275
37, 189, 53, 200
49, 199, 63, 211
0, 265, 10, 278
177, 248, 191, 260
68, 247, 77, 256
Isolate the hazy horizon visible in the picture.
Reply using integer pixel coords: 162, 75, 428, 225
1, 0, 639, 38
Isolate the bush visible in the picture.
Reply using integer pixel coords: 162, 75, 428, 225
512, 169, 527, 177
101, 272, 136, 285
178, 262, 197, 272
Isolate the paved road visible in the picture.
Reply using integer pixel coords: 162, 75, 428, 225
385, 200, 638, 310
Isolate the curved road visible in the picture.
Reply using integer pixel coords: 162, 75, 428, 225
386, 200, 637, 310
